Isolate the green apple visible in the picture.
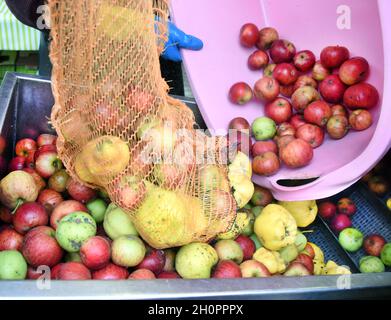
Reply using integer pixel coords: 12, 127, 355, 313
87, 198, 107, 223
111, 235, 146, 267
381, 243, 391, 267
103, 203, 138, 239
0, 250, 27, 280
244, 204, 253, 210
279, 244, 299, 264
56, 212, 97, 252
294, 232, 307, 252
250, 234, 263, 250
360, 256, 385, 273
241, 211, 255, 236
338, 228, 363, 252
251, 206, 263, 217
214, 239, 244, 264
252, 117, 277, 141
175, 242, 218, 279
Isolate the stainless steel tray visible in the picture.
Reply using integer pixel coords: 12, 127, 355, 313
1, 72, 391, 300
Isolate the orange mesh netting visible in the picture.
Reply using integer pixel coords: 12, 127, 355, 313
48, 0, 237, 249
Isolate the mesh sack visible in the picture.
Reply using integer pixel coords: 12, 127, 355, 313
49, 0, 237, 249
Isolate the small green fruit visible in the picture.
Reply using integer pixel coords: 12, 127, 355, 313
279, 244, 299, 264
111, 235, 146, 267
252, 117, 277, 141
0, 250, 27, 280
87, 198, 107, 223
103, 203, 138, 239
359, 256, 385, 273
294, 232, 307, 252
338, 228, 363, 252
381, 243, 391, 267
250, 234, 263, 250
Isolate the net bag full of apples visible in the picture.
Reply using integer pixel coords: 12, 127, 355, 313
48, 0, 240, 249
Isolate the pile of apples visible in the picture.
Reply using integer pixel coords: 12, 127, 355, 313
318, 198, 391, 272
228, 24, 380, 176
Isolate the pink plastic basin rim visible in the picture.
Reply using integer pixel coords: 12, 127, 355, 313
170, 0, 390, 201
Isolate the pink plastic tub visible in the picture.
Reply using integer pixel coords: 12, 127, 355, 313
171, 0, 390, 201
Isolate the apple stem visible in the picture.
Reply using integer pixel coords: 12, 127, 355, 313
12, 198, 24, 214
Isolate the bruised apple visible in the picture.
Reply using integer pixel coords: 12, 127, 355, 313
253, 77, 280, 102
50, 200, 88, 229
294, 75, 318, 92
280, 139, 313, 168
331, 104, 348, 117
327, 116, 349, 139
291, 86, 321, 112
263, 64, 276, 77
349, 109, 373, 131
296, 124, 325, 148
312, 61, 330, 81
22, 168, 46, 192
37, 189, 63, 214
343, 83, 379, 110
277, 122, 296, 137
257, 27, 279, 50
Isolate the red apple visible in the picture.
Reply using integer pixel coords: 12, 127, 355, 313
302, 243, 315, 259
318, 201, 337, 220
320, 46, 350, 69
263, 64, 276, 77
253, 77, 280, 102
8, 156, 26, 172
256, 27, 279, 50
229, 82, 253, 105
248, 50, 269, 70
265, 97, 292, 124
0, 205, 13, 224
0, 227, 23, 251
293, 253, 314, 274
290, 114, 307, 130
235, 235, 256, 260
291, 86, 321, 112
27, 266, 44, 280
15, 138, 37, 158
212, 260, 242, 279
312, 61, 330, 81
128, 269, 156, 280
22, 226, 63, 267
37, 134, 57, 147
327, 115, 349, 139
229, 117, 250, 134
331, 214, 352, 233
35, 151, 63, 178
270, 39, 296, 63
331, 104, 348, 117
294, 75, 318, 92
293, 50, 316, 72
337, 198, 357, 216
280, 85, 295, 98
227, 131, 253, 157
34, 144, 57, 162
343, 83, 379, 110
240, 23, 259, 48
240, 260, 271, 278
113, 176, 147, 211
66, 178, 97, 203
277, 122, 296, 137
319, 75, 347, 103
37, 189, 63, 214
349, 109, 372, 131
280, 139, 313, 168
13, 202, 48, 234
50, 200, 88, 229
295, 124, 324, 148
92, 263, 129, 280
57, 262, 91, 280
157, 271, 181, 279
51, 263, 63, 279
24, 151, 36, 169
251, 140, 278, 157
252, 152, 280, 176
251, 185, 274, 206
339, 57, 369, 85
136, 249, 166, 275
368, 176, 389, 196
363, 234, 386, 257
304, 101, 332, 127
273, 63, 299, 86
80, 236, 111, 270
